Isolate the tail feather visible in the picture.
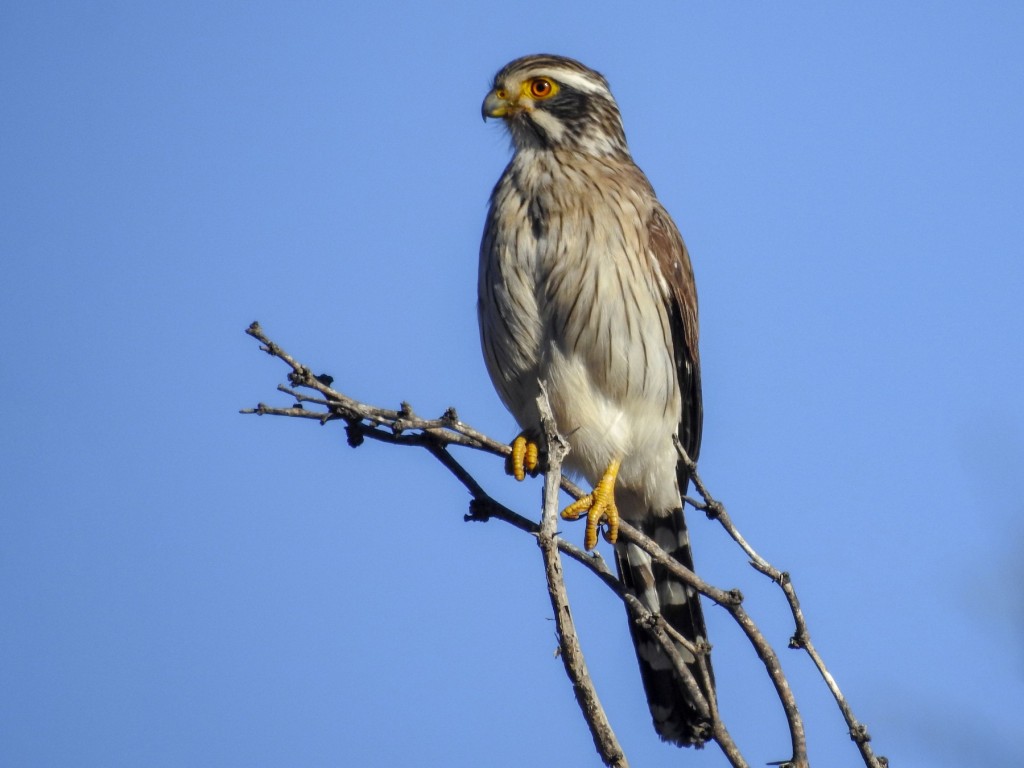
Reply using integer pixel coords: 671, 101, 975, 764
615, 503, 714, 746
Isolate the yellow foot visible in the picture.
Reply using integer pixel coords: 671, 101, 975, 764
561, 459, 621, 550
508, 434, 540, 481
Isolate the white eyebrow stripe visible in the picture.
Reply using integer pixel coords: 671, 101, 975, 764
518, 67, 608, 95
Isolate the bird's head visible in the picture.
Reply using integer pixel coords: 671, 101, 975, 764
482, 54, 629, 157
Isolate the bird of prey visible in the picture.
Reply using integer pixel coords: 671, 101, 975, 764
478, 54, 714, 746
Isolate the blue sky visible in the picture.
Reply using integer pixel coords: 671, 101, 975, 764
2, 2, 1023, 766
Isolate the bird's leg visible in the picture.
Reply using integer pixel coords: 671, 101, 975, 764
507, 433, 540, 481
561, 458, 621, 550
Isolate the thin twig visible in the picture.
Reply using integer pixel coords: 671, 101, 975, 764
676, 438, 887, 768
616, 520, 793, 767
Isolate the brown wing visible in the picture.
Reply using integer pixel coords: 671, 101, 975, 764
617, 205, 712, 745
648, 205, 702, 466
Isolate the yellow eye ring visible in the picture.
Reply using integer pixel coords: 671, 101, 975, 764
528, 78, 555, 99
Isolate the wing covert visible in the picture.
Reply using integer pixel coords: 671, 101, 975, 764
648, 206, 702, 465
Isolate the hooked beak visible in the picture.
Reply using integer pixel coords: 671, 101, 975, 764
481, 89, 515, 121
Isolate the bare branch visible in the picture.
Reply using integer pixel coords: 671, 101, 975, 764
616, 520, 799, 767
535, 386, 629, 768
676, 438, 888, 768
244, 322, 887, 768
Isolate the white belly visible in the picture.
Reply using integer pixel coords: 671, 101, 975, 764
544, 341, 682, 517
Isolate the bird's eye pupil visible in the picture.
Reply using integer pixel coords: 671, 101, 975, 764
531, 79, 551, 97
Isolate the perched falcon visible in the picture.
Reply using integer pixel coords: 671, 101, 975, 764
478, 54, 714, 746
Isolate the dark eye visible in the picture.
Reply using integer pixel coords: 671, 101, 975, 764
529, 78, 553, 99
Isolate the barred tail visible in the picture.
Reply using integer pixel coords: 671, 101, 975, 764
615, 503, 715, 746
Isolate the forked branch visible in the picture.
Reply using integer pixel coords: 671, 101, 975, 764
242, 321, 886, 768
